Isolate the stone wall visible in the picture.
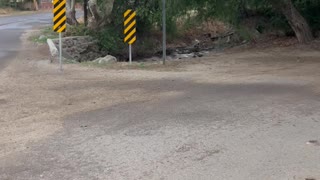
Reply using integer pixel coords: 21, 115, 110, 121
51, 36, 106, 62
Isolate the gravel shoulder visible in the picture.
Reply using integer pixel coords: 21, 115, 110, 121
1, 33, 320, 179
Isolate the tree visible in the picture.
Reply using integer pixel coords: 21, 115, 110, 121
268, 0, 313, 43
199, 0, 315, 43
83, 0, 88, 26
81, 0, 316, 46
66, 0, 79, 25
33, 0, 38, 11
86, 0, 116, 28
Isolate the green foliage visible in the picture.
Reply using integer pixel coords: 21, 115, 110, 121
29, 26, 58, 44
65, 24, 90, 36
269, 15, 293, 34
0, 0, 19, 9
138, 62, 145, 69
93, 0, 163, 56
0, 0, 10, 7
295, 0, 320, 32
135, 1, 162, 34
91, 0, 319, 56
91, 27, 125, 55
237, 25, 254, 41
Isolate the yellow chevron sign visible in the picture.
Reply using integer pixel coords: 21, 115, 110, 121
53, 0, 66, 33
124, 9, 137, 45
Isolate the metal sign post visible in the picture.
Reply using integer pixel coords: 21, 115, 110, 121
162, 0, 166, 65
59, 33, 62, 71
53, 0, 66, 71
124, 9, 137, 64
129, 44, 132, 64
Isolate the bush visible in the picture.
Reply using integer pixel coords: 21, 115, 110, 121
295, 0, 320, 33
91, 26, 126, 56
0, 0, 9, 7
65, 24, 90, 37
237, 25, 255, 41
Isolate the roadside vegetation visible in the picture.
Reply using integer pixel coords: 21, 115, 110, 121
29, 27, 59, 43
0, 0, 39, 11
15, 0, 319, 61
61, 0, 320, 61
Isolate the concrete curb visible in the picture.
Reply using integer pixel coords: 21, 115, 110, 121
47, 38, 58, 62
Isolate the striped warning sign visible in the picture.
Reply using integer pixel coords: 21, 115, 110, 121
124, 9, 136, 45
53, 0, 66, 33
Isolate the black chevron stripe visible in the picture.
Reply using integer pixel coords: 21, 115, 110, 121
54, 3, 65, 17
54, 20, 66, 32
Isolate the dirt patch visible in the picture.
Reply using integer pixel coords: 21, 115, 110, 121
0, 9, 50, 17
0, 31, 194, 158
0, 98, 6, 105
1, 30, 320, 160
0, 8, 14, 15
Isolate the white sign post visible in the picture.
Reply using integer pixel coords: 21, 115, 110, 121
59, 32, 63, 71
162, 0, 166, 65
129, 44, 132, 64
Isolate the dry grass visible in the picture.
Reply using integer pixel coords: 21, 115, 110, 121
0, 8, 50, 17
0, 8, 14, 15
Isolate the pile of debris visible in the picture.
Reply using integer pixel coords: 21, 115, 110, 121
48, 36, 107, 62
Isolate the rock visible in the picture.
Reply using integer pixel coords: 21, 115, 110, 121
73, 55, 80, 60
69, 47, 76, 53
39, 35, 46, 40
306, 140, 320, 146
93, 55, 117, 64
49, 36, 105, 63
194, 52, 204, 57
192, 39, 200, 48
178, 53, 194, 59
66, 40, 74, 46
47, 39, 58, 62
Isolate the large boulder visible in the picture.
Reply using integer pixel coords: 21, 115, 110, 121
93, 55, 117, 64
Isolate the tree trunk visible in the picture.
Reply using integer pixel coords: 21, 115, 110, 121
88, 0, 101, 27
33, 0, 38, 11
87, 0, 115, 29
103, 0, 114, 24
270, 0, 313, 43
110, 0, 130, 26
84, 0, 88, 26
66, 0, 79, 25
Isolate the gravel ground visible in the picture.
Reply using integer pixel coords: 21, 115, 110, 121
0, 33, 320, 180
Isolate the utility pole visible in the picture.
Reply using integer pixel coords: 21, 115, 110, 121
162, 0, 166, 65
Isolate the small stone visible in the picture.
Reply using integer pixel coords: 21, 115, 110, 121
39, 35, 46, 40
306, 140, 320, 146
93, 55, 117, 64
192, 39, 200, 48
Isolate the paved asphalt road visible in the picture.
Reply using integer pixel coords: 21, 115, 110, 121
0, 13, 52, 70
